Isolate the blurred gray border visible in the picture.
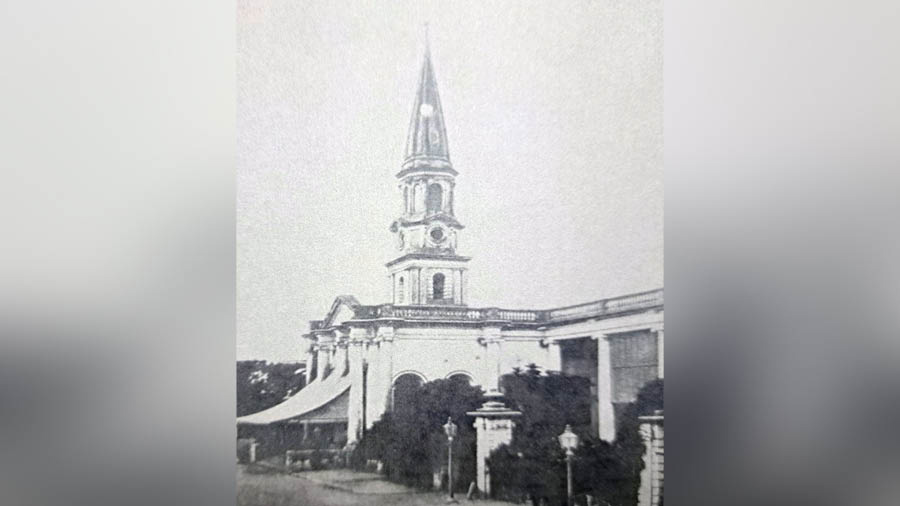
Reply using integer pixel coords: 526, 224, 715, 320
2, 1, 899, 506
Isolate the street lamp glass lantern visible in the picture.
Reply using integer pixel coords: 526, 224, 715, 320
558, 424, 579, 452
443, 417, 458, 439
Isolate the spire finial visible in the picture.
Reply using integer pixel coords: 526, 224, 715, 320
424, 22, 430, 56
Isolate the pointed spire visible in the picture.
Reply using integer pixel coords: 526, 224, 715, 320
401, 27, 455, 176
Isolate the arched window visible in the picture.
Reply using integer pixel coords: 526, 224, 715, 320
432, 273, 445, 300
403, 186, 409, 213
426, 183, 443, 214
398, 277, 405, 304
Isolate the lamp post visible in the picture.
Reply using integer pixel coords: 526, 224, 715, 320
443, 417, 458, 499
558, 424, 580, 506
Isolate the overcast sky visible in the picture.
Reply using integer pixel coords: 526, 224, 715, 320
237, 0, 662, 361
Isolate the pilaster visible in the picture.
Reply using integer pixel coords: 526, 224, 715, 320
366, 325, 395, 429
346, 327, 368, 445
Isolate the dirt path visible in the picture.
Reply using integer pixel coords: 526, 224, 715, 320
237, 465, 518, 506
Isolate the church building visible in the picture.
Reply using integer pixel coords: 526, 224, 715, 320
238, 44, 663, 452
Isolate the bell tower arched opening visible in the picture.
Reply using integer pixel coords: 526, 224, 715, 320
432, 273, 445, 300
425, 183, 443, 214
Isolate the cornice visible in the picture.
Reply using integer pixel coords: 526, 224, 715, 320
385, 252, 472, 268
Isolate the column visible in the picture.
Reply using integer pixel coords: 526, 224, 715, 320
596, 334, 616, 441
366, 326, 395, 429
315, 343, 329, 380
339, 340, 350, 376
546, 340, 563, 372
447, 183, 454, 214
440, 180, 451, 212
655, 327, 664, 378
453, 270, 462, 304
482, 326, 503, 392
346, 328, 367, 445
304, 339, 315, 384
421, 268, 429, 303
415, 182, 425, 212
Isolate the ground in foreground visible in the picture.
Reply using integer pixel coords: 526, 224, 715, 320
236, 465, 516, 506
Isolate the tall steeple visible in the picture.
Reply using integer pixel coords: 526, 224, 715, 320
387, 35, 469, 306
400, 33, 455, 177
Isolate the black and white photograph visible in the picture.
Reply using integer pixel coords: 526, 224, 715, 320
237, 2, 662, 505
8, 1, 900, 506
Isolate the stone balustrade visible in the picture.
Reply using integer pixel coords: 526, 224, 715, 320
345, 289, 663, 326
546, 289, 664, 321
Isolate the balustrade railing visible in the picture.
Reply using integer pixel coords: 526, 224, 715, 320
547, 289, 664, 321
333, 289, 663, 326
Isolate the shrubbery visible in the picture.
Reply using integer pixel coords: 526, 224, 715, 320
236, 360, 307, 417
351, 377, 485, 490
348, 364, 664, 505
488, 365, 663, 506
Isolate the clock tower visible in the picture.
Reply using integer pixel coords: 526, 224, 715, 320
387, 43, 469, 306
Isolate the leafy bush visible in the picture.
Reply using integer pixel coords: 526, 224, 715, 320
351, 377, 485, 490
488, 365, 663, 506
487, 364, 592, 505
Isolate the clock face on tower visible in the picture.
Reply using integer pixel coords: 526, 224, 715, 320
428, 225, 447, 245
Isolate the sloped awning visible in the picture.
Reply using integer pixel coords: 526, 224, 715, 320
281, 387, 349, 425
237, 372, 351, 425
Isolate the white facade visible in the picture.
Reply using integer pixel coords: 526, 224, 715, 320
238, 45, 664, 449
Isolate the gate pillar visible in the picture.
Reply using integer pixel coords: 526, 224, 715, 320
466, 390, 521, 496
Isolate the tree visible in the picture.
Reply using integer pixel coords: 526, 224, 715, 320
488, 365, 664, 506
487, 364, 592, 505
352, 376, 485, 490
236, 360, 307, 417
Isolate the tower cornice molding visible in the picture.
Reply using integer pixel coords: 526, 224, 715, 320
385, 252, 471, 268
396, 164, 458, 179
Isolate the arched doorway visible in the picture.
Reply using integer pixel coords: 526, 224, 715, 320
446, 371, 474, 385
390, 372, 425, 412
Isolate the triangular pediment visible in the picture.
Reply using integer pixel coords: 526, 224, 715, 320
320, 295, 361, 329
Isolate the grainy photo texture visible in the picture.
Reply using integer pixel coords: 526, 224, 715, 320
237, 2, 662, 505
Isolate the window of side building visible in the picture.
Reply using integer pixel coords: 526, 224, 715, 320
608, 330, 659, 424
